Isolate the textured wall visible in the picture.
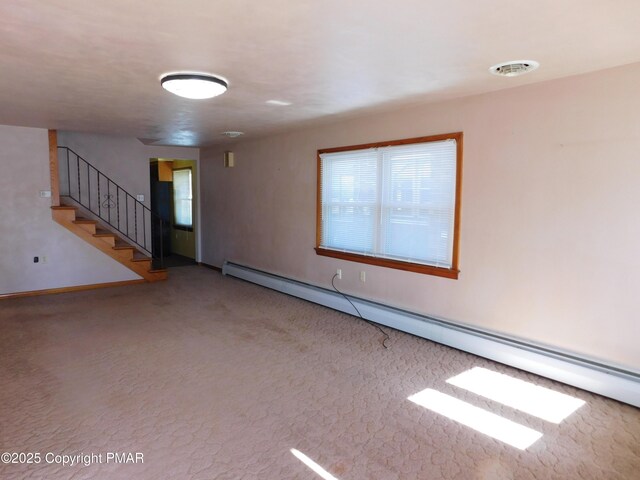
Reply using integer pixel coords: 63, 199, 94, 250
200, 62, 640, 370
0, 125, 141, 294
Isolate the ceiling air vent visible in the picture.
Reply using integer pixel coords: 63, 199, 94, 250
489, 60, 539, 77
221, 131, 244, 138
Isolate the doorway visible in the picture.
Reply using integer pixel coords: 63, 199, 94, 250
150, 158, 198, 268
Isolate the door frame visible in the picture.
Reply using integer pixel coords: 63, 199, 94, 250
149, 157, 200, 262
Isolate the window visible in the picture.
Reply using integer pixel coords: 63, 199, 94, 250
316, 133, 462, 278
173, 168, 193, 230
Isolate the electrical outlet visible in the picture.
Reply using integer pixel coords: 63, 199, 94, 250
360, 271, 366, 282
336, 269, 342, 280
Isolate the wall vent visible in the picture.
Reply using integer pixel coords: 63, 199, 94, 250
490, 60, 539, 77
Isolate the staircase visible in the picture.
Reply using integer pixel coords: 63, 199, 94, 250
48, 131, 168, 283
51, 205, 167, 281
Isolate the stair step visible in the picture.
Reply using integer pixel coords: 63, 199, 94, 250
93, 231, 115, 238
50, 198, 168, 283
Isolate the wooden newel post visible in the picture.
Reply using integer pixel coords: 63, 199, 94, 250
48, 129, 60, 206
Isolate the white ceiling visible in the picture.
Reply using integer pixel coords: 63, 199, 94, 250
1, 0, 639, 147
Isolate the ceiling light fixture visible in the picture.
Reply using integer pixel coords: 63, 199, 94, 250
489, 60, 539, 77
266, 100, 292, 106
160, 73, 228, 99
221, 131, 244, 138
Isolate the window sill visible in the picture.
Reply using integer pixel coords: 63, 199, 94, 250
315, 247, 459, 279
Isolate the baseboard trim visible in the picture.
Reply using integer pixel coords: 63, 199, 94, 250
222, 261, 640, 408
198, 262, 222, 272
0, 279, 146, 300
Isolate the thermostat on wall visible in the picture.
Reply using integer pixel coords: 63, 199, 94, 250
224, 151, 235, 168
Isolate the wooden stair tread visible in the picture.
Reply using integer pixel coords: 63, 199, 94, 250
51, 206, 77, 210
131, 255, 151, 262
113, 241, 134, 250
73, 218, 97, 225
93, 231, 115, 238
148, 268, 168, 273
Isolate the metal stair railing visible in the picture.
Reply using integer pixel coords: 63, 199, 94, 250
57, 146, 165, 269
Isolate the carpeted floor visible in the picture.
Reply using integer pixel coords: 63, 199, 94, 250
161, 254, 198, 268
151, 253, 197, 270
1, 266, 638, 479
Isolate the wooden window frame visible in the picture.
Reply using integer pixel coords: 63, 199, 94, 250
315, 132, 463, 279
172, 167, 194, 231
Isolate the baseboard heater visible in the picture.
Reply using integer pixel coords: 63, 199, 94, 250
222, 261, 640, 408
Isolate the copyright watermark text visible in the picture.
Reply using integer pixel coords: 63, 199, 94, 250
1, 451, 144, 466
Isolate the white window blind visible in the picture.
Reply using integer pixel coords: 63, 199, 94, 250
173, 169, 193, 227
319, 138, 457, 268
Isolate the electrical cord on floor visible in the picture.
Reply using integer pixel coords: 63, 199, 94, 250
331, 273, 390, 349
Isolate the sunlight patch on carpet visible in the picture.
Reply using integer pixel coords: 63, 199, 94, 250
446, 367, 585, 423
408, 389, 543, 450
291, 449, 340, 480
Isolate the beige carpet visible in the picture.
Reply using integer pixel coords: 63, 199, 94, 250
1, 266, 638, 479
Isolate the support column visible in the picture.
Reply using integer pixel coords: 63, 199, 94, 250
48, 129, 60, 206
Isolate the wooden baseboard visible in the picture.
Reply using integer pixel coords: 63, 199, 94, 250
0, 279, 146, 300
198, 262, 222, 272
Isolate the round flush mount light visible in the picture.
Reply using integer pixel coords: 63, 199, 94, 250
489, 60, 539, 77
160, 73, 228, 99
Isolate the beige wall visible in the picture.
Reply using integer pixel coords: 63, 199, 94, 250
201, 62, 640, 371
0, 125, 141, 294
